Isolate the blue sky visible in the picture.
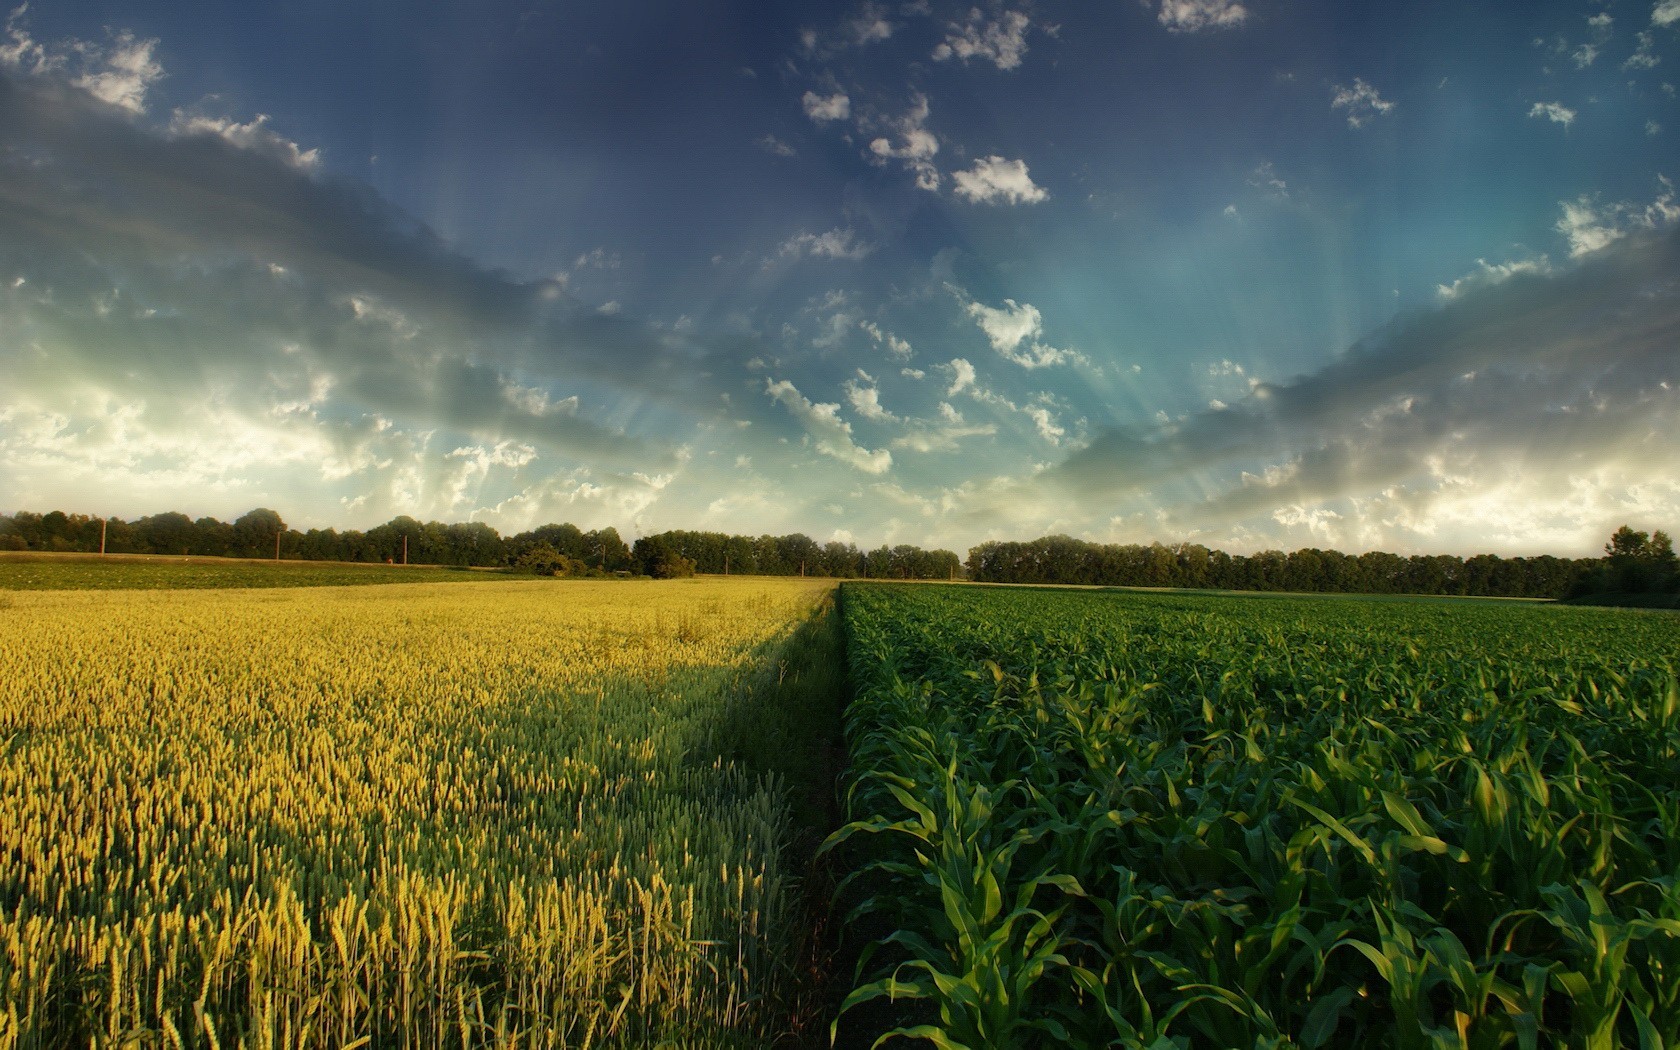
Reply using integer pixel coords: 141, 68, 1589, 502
2, 0, 1678, 555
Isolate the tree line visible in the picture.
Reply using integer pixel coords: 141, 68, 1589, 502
4, 506, 1674, 598
0, 509, 961, 581
965, 530, 1679, 600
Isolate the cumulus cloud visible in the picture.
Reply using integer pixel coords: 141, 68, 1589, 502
1154, 0, 1248, 32
1656, 0, 1680, 27
0, 9, 162, 114
169, 111, 320, 169
946, 357, 977, 396
802, 90, 850, 122
843, 374, 899, 423
1625, 31, 1660, 69
964, 297, 1079, 368
764, 378, 892, 473
1528, 101, 1576, 129
1436, 256, 1554, 299
867, 93, 940, 191
1555, 177, 1680, 257
932, 9, 1033, 70
951, 155, 1048, 205
859, 320, 913, 359
1050, 226, 1680, 549
757, 133, 796, 157
1331, 78, 1395, 128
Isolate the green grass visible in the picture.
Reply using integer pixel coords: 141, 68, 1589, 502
0, 553, 512, 590
829, 583, 1680, 1048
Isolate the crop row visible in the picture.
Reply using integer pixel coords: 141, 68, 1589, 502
830, 586, 1680, 1048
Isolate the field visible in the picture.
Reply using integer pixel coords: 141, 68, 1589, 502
0, 553, 509, 591
830, 585, 1680, 1048
0, 576, 839, 1048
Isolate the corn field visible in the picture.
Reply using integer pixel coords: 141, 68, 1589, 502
0, 577, 832, 1048
830, 586, 1680, 1049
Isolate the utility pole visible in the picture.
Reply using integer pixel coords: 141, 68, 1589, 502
275, 530, 280, 562
402, 534, 408, 566
99, 517, 107, 556
724, 553, 729, 575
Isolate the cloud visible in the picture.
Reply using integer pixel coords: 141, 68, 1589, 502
1331, 78, 1395, 128
848, 3, 895, 45
1247, 160, 1287, 200
71, 31, 163, 114
867, 93, 939, 191
763, 378, 892, 473
777, 227, 873, 261
757, 133, 796, 157
1555, 178, 1679, 257
945, 358, 976, 396
1050, 227, 1680, 546
843, 375, 899, 423
1656, 0, 1680, 27
0, 9, 163, 114
860, 320, 913, 359
1625, 31, 1660, 69
932, 9, 1033, 70
0, 59, 724, 511
169, 111, 320, 169
1528, 101, 1576, 129
802, 90, 850, 122
1435, 256, 1554, 299
951, 155, 1048, 205
1154, 0, 1248, 32
891, 401, 998, 453
964, 297, 1078, 368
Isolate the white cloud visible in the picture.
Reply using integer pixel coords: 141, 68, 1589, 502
71, 30, 163, 114
1528, 101, 1577, 129
777, 228, 873, 261
891, 401, 998, 453
946, 358, 976, 396
0, 11, 162, 114
843, 377, 899, 423
758, 133, 796, 157
1024, 405, 1065, 444
0, 5, 53, 74
764, 378, 892, 473
1435, 256, 1554, 299
867, 94, 940, 191
901, 367, 926, 380
169, 112, 320, 170
1626, 31, 1660, 69
1555, 177, 1680, 257
932, 9, 1032, 70
951, 155, 1048, 205
848, 3, 895, 44
860, 321, 914, 359
802, 91, 851, 122
1155, 0, 1248, 32
1247, 160, 1288, 199
1656, 0, 1680, 26
1331, 78, 1396, 129
964, 298, 1078, 368
1572, 43, 1599, 68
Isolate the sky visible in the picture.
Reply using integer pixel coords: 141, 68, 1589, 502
2, 0, 1679, 556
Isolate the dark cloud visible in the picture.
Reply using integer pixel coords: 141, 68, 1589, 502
1053, 228, 1680, 520
0, 71, 738, 468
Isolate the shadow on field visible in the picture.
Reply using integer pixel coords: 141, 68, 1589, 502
709, 588, 935, 1049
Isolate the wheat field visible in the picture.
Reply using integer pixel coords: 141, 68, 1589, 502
0, 577, 833, 1048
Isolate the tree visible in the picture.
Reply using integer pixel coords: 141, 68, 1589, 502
232, 508, 285, 558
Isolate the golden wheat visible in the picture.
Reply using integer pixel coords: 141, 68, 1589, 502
0, 576, 830, 1048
